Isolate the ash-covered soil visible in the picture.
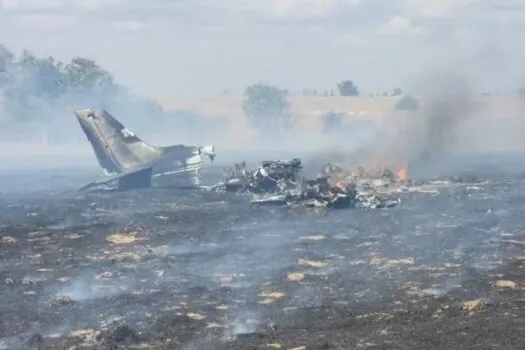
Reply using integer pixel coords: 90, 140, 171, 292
1, 165, 525, 350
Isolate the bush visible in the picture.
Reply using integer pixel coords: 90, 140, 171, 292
242, 83, 293, 137
337, 80, 359, 96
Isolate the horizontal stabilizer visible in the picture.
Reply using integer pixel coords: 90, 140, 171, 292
78, 166, 153, 192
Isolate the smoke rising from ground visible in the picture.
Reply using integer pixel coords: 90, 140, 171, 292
389, 71, 476, 168
301, 64, 525, 179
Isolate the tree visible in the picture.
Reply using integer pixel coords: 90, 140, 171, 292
518, 87, 525, 98
337, 80, 359, 96
64, 57, 116, 98
0, 44, 159, 124
0, 43, 208, 140
395, 95, 419, 111
0, 44, 13, 73
1, 51, 67, 114
26, 54, 66, 99
0, 44, 13, 88
392, 87, 403, 96
242, 83, 292, 137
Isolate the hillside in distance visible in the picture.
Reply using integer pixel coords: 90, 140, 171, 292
154, 95, 525, 153
155, 95, 525, 121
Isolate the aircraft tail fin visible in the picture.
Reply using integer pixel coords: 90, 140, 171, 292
77, 115, 121, 174
75, 109, 161, 172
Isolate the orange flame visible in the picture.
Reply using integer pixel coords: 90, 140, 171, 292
397, 168, 407, 182
335, 181, 348, 191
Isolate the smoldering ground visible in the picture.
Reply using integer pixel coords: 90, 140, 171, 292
1, 167, 525, 349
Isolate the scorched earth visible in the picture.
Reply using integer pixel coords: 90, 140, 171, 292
0, 164, 524, 350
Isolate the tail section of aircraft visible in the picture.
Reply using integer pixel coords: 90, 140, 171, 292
75, 108, 217, 191
76, 111, 121, 175
75, 108, 161, 173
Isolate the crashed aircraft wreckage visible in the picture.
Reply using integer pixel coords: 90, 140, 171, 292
210, 158, 400, 209
218, 158, 355, 208
74, 109, 401, 210
250, 175, 358, 209
221, 158, 303, 193
75, 108, 216, 192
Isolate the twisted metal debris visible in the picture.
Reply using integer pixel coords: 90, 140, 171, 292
210, 158, 401, 209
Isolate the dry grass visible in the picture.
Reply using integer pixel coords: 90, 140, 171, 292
154, 96, 398, 122
155, 95, 525, 120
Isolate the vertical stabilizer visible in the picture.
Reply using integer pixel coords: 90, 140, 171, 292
75, 108, 161, 173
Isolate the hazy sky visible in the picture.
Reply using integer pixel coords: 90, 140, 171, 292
0, 0, 523, 98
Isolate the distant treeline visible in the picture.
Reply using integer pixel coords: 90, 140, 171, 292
0, 44, 165, 121
0, 44, 229, 143
300, 83, 403, 97
7, 43, 518, 144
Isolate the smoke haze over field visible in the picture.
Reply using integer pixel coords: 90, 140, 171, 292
1, 1, 525, 173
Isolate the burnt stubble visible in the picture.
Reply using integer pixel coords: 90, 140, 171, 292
0, 165, 524, 350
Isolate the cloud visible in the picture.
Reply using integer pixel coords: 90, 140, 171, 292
405, 0, 481, 17
378, 16, 424, 36
252, 0, 363, 20
0, 0, 65, 11
0, 0, 124, 12
0, 0, 524, 97
12, 13, 77, 31
113, 20, 147, 32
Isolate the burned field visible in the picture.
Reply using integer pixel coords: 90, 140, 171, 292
1, 166, 525, 349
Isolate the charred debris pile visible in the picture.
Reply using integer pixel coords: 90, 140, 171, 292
207, 158, 402, 209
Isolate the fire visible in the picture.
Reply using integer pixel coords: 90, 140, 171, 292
335, 181, 348, 191
397, 168, 407, 183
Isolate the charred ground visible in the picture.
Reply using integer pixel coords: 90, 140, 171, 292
0, 163, 525, 350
